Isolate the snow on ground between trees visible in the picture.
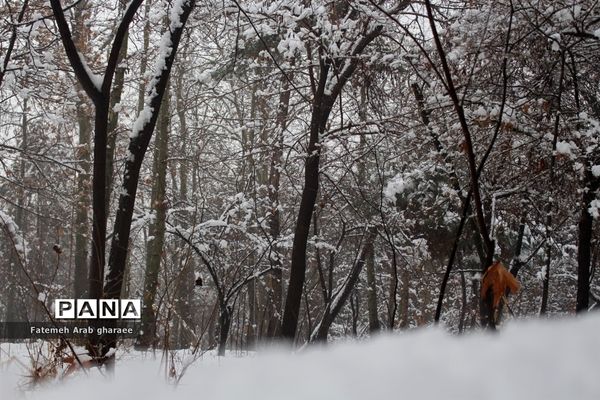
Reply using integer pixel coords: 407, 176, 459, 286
1, 314, 599, 400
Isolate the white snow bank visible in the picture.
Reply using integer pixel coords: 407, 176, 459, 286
2, 315, 600, 399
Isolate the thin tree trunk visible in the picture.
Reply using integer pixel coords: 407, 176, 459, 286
137, 1, 151, 113
280, 26, 383, 340
102, 5, 194, 359
350, 291, 359, 337
172, 53, 195, 349
0, 0, 29, 90
103, 0, 193, 303
4, 99, 28, 336
138, 84, 170, 348
423, 0, 514, 329
246, 278, 257, 348
458, 270, 467, 333
70, 2, 93, 299
50, 1, 145, 322
398, 260, 409, 329
218, 306, 232, 356
365, 235, 380, 333
510, 211, 527, 277
281, 61, 330, 340
74, 101, 92, 298
265, 80, 290, 338
105, 0, 129, 208
357, 83, 380, 333
311, 227, 377, 342
541, 53, 565, 315
576, 167, 600, 312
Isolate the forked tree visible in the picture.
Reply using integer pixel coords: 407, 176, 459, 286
50, 0, 196, 359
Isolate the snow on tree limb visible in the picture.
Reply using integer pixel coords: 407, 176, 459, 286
0, 209, 29, 262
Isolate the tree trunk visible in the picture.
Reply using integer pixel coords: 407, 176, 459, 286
458, 271, 467, 333
281, 61, 331, 340
105, 0, 129, 208
49, 0, 144, 305
423, 0, 507, 329
264, 80, 290, 338
137, 0, 151, 113
138, 84, 170, 348
87, 105, 109, 302
4, 99, 28, 337
357, 83, 380, 334
218, 306, 232, 356
398, 261, 409, 329
365, 236, 380, 333
510, 212, 527, 277
311, 227, 377, 342
576, 167, 600, 312
246, 279, 257, 348
102, 2, 194, 357
541, 54, 565, 316
350, 291, 359, 337
280, 25, 383, 340
104, 86, 126, 208
50, 0, 165, 359
74, 101, 92, 298
172, 56, 195, 349
71, 3, 93, 299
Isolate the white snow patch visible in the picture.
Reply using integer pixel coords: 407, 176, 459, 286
550, 33, 561, 52
589, 199, 600, 219
384, 175, 413, 203
1, 316, 600, 399
131, 0, 190, 139
77, 52, 103, 91
130, 106, 154, 138
0, 209, 29, 260
555, 141, 574, 157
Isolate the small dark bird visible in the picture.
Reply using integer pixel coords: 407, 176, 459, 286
195, 276, 203, 287
53, 244, 62, 255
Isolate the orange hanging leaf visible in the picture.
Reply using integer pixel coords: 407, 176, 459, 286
481, 261, 520, 310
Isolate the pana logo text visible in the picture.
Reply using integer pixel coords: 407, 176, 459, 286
54, 299, 141, 319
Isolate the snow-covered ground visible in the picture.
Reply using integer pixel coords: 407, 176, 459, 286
2, 315, 599, 399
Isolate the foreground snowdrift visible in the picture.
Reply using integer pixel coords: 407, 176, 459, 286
1, 315, 599, 399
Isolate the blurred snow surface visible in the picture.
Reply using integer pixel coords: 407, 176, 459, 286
1, 314, 599, 400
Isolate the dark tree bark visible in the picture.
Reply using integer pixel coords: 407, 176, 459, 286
422, 0, 514, 329
280, 24, 383, 341
51, 0, 195, 359
576, 167, 600, 312
102, 1, 195, 355
310, 227, 378, 342
50, 0, 145, 303
218, 306, 232, 356
510, 212, 527, 277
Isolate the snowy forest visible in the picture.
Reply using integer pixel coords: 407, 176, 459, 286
1, 0, 600, 394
